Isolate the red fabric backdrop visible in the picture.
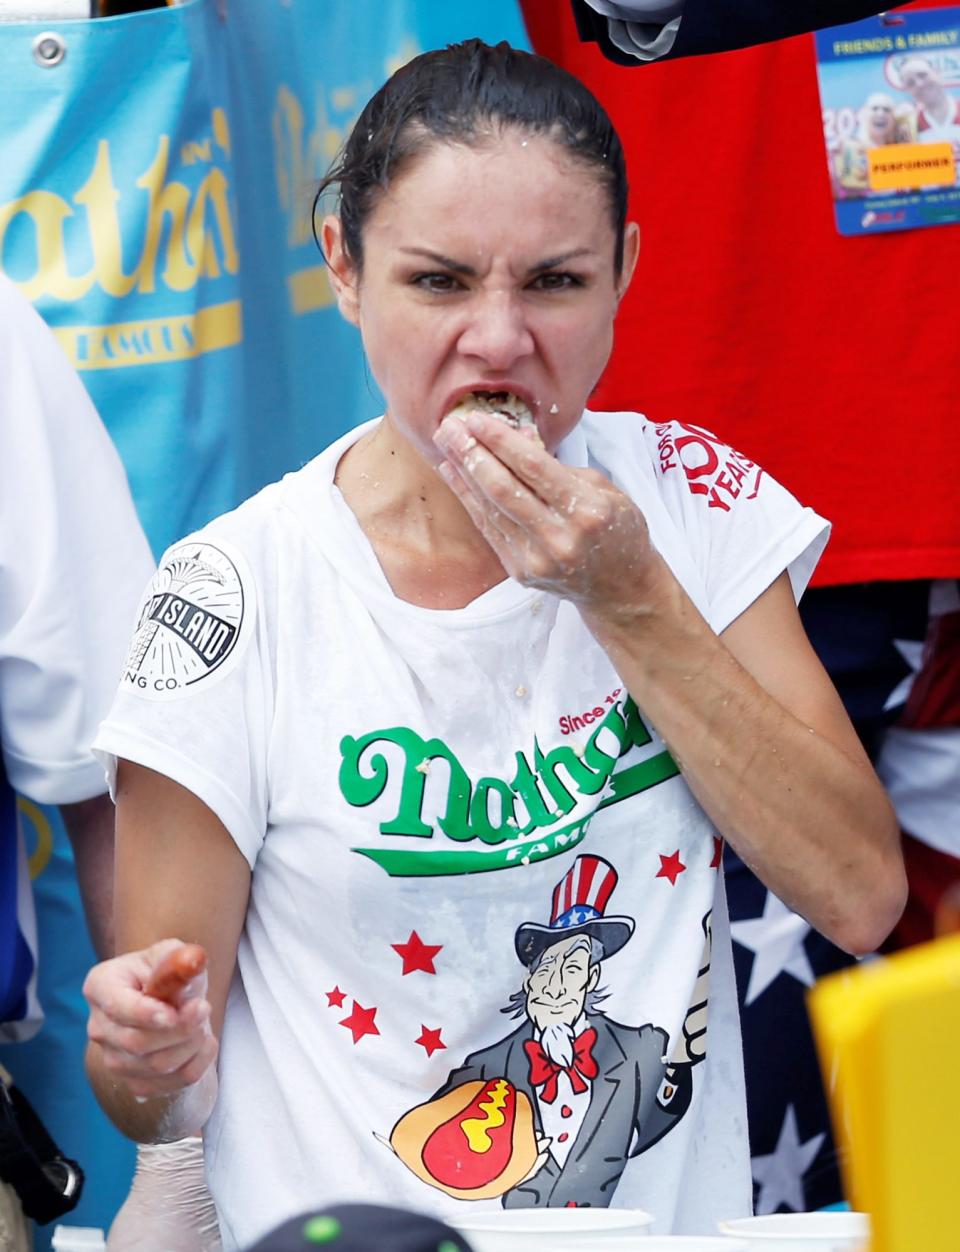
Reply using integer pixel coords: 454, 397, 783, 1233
521, 1, 960, 585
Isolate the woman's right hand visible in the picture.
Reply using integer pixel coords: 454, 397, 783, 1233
84, 939, 219, 1102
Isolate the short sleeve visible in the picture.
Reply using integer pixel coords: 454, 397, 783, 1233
642, 420, 829, 634
0, 277, 155, 805
92, 533, 270, 869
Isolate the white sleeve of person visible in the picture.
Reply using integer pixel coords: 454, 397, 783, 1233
93, 529, 270, 869
106, 1138, 222, 1252
0, 274, 155, 806
642, 419, 830, 635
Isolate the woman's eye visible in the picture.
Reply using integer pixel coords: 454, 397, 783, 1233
412, 273, 461, 294
530, 272, 582, 292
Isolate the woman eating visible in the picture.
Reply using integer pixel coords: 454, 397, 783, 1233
83, 39, 905, 1249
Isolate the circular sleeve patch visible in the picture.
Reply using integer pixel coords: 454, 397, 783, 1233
120, 539, 254, 701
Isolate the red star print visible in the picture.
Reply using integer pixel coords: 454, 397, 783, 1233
339, 1001, 380, 1044
710, 836, 724, 869
657, 850, 687, 885
326, 986, 346, 1008
392, 930, 443, 976
415, 1025, 446, 1057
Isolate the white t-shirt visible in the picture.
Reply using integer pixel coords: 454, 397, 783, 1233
95, 411, 828, 1249
0, 274, 154, 1037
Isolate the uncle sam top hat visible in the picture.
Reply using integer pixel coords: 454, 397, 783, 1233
515, 854, 635, 967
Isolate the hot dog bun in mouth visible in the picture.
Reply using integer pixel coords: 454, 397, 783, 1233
446, 390, 537, 432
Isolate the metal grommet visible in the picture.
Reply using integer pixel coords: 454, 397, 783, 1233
32, 32, 67, 69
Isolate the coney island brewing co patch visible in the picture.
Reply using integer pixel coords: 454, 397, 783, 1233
122, 540, 252, 701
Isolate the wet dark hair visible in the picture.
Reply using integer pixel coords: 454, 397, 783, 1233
313, 39, 628, 274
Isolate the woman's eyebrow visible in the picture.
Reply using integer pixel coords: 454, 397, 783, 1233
528, 249, 593, 274
398, 246, 594, 277
399, 248, 476, 276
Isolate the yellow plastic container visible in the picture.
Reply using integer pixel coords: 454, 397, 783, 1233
807, 934, 960, 1252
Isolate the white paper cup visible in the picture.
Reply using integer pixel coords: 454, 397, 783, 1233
453, 1206, 653, 1251
717, 1212, 870, 1251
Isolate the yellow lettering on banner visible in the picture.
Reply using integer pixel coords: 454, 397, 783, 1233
190, 168, 239, 280
73, 141, 137, 297
0, 191, 92, 301
832, 36, 894, 55
908, 30, 959, 48
18, 798, 53, 881
0, 110, 239, 302
273, 84, 328, 249
181, 139, 213, 165
136, 137, 239, 292
271, 43, 418, 316
868, 142, 955, 191
52, 298, 242, 370
287, 264, 334, 314
136, 136, 194, 291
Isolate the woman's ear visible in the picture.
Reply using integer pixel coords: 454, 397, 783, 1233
616, 221, 641, 304
320, 214, 361, 326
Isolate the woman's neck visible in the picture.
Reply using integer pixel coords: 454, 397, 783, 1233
334, 417, 508, 608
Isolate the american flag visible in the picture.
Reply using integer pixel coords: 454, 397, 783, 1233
725, 577, 960, 1213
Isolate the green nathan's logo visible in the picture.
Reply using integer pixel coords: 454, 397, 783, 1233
339, 697, 679, 877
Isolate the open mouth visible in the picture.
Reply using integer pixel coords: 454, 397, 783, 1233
446, 390, 537, 431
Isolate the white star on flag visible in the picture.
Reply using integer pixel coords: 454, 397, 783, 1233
883, 638, 925, 712
730, 892, 815, 1006
752, 1104, 826, 1214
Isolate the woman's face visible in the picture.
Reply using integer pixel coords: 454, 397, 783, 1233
323, 131, 638, 461
866, 96, 895, 141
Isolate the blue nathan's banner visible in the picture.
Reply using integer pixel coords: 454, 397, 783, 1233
0, 1, 528, 1242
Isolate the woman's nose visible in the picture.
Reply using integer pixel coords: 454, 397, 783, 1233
457, 291, 534, 370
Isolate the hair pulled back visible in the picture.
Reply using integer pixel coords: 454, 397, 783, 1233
314, 39, 628, 273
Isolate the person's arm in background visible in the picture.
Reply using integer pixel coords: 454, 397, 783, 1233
567, 0, 908, 64
0, 274, 155, 965
60, 795, 117, 959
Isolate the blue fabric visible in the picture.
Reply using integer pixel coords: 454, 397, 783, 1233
0, 759, 33, 1028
